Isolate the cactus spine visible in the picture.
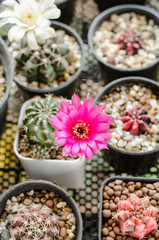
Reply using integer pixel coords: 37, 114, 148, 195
15, 31, 73, 84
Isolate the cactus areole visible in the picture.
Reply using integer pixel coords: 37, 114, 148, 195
114, 195, 158, 238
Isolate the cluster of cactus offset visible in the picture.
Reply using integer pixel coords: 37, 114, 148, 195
120, 106, 150, 135
115, 194, 158, 239
19, 95, 60, 159
117, 31, 143, 55
15, 30, 73, 83
10, 204, 59, 240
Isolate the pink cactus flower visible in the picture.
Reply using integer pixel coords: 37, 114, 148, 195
49, 93, 114, 160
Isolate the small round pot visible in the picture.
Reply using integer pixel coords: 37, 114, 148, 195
99, 176, 159, 240
14, 21, 85, 100
94, 76, 159, 174
56, 0, 76, 24
0, 180, 83, 240
88, 5, 159, 82
95, 0, 146, 12
0, 38, 14, 134
14, 98, 86, 189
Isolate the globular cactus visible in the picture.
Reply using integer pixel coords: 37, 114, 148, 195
114, 194, 158, 239
15, 31, 73, 84
10, 204, 59, 240
19, 95, 62, 159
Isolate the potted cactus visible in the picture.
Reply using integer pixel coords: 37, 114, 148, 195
0, 180, 83, 240
94, 76, 159, 174
88, 4, 159, 81
99, 176, 159, 240
0, 37, 13, 134
0, 0, 85, 99
14, 93, 113, 188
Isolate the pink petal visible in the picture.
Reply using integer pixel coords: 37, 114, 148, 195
54, 130, 71, 138
97, 104, 106, 113
55, 138, 67, 146
78, 105, 88, 117
88, 104, 105, 119
71, 93, 81, 109
62, 144, 72, 156
85, 146, 93, 160
59, 101, 70, 113
49, 116, 64, 130
80, 141, 87, 154
95, 123, 109, 132
83, 94, 94, 112
68, 105, 78, 119
100, 132, 112, 141
93, 134, 105, 143
95, 113, 114, 125
71, 142, 80, 157
97, 142, 108, 149
56, 112, 70, 123
88, 140, 98, 154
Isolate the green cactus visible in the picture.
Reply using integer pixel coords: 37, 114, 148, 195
21, 95, 59, 146
30, 145, 51, 160
15, 30, 74, 84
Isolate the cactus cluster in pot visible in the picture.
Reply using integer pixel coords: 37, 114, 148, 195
0, 0, 82, 90
18, 95, 62, 160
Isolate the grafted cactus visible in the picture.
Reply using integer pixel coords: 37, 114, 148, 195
15, 31, 73, 84
10, 204, 59, 240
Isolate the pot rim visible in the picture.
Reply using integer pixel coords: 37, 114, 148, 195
14, 20, 85, 94
0, 179, 83, 240
14, 97, 85, 163
0, 38, 14, 109
98, 176, 159, 240
88, 4, 159, 73
94, 76, 159, 156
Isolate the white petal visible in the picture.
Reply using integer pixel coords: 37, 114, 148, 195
42, 8, 61, 19
7, 17, 27, 27
37, 17, 50, 27
39, 0, 55, 12
27, 31, 38, 50
35, 26, 54, 39
2, 0, 17, 7
0, 10, 16, 18
8, 25, 26, 41
0, 19, 10, 28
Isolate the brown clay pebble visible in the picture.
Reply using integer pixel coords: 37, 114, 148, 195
142, 187, 149, 194
154, 231, 159, 238
58, 221, 65, 227
136, 190, 143, 197
108, 182, 114, 188
103, 192, 110, 200
127, 181, 134, 186
153, 193, 159, 200
135, 182, 141, 189
128, 185, 135, 192
60, 227, 67, 238
113, 226, 120, 234
106, 237, 113, 240
115, 180, 123, 185
103, 209, 112, 218
109, 231, 116, 238
150, 199, 157, 206
146, 184, 154, 189
147, 238, 155, 240
116, 236, 122, 240
114, 191, 121, 197
102, 228, 109, 236
121, 195, 127, 200
104, 186, 110, 191
103, 202, 110, 209
149, 190, 156, 196
107, 189, 114, 196
114, 185, 122, 191
122, 189, 129, 195
126, 237, 133, 240
45, 199, 53, 207
114, 197, 120, 203
110, 203, 117, 211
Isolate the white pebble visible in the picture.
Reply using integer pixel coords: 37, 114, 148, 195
24, 199, 32, 205
149, 99, 157, 108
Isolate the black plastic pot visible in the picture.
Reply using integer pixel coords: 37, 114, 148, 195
94, 76, 159, 175
56, 0, 76, 24
99, 176, 159, 240
0, 38, 14, 134
14, 21, 85, 100
0, 180, 83, 240
88, 5, 159, 82
95, 0, 146, 12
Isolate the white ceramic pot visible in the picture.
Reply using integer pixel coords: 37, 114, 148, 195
14, 98, 86, 189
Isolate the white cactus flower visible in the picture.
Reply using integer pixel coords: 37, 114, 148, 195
0, 0, 61, 49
